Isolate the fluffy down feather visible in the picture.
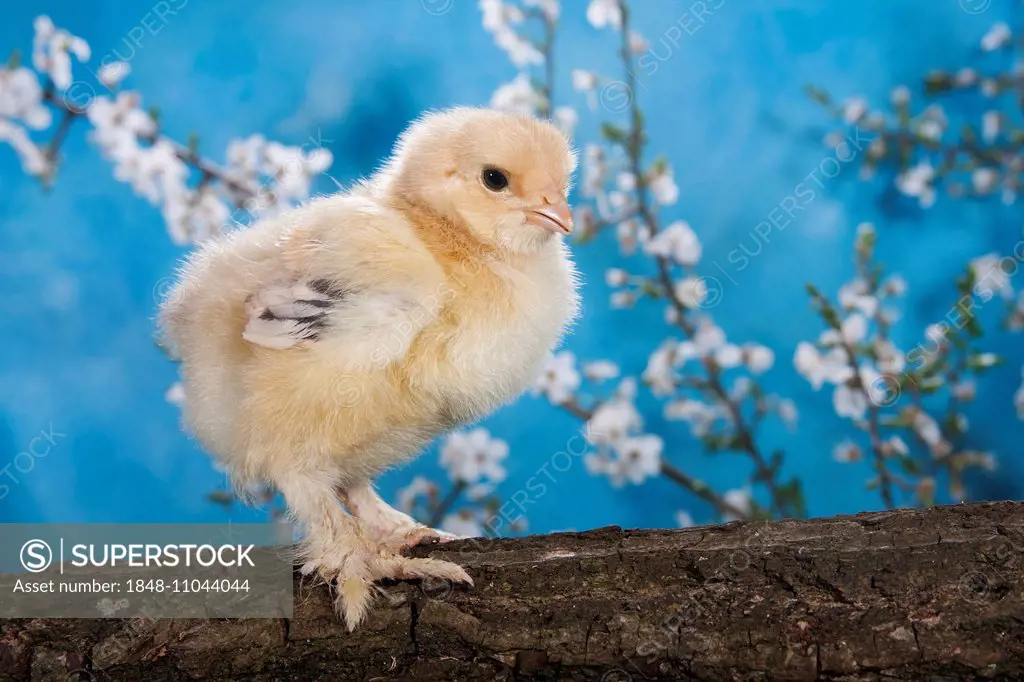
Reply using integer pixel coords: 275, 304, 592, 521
159, 107, 579, 629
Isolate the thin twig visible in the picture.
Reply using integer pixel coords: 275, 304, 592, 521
613, 3, 791, 518
427, 480, 468, 528
557, 397, 751, 520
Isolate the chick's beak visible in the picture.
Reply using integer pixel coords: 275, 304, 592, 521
526, 200, 573, 235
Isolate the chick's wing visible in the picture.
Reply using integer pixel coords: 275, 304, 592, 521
240, 198, 447, 370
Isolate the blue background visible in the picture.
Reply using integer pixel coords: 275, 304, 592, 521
1, 0, 1021, 531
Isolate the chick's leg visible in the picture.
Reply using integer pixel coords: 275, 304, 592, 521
276, 471, 472, 630
340, 482, 459, 551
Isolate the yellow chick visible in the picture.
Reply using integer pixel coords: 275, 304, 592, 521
159, 107, 579, 629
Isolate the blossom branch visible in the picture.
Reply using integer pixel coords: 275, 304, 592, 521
557, 396, 752, 520
799, 224, 999, 508
596, 1, 798, 518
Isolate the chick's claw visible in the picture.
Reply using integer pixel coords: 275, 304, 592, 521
399, 525, 461, 550
320, 551, 472, 631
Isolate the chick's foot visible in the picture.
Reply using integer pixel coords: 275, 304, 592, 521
304, 545, 473, 630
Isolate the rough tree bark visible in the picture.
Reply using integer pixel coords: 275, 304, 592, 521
1, 501, 1022, 681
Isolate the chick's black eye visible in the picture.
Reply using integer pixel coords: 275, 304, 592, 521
482, 168, 509, 191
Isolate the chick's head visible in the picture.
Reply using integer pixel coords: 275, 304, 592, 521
385, 107, 577, 254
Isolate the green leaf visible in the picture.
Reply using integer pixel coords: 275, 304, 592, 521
649, 155, 669, 176
7, 48, 20, 69
641, 281, 662, 299
897, 455, 921, 476
923, 70, 953, 95
803, 84, 832, 106
207, 490, 236, 507
777, 478, 806, 517
600, 123, 627, 144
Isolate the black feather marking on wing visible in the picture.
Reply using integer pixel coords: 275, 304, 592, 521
308, 278, 349, 300
246, 278, 350, 346
260, 309, 329, 335
295, 298, 332, 309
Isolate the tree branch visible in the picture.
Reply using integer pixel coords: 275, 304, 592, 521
3, 502, 1022, 681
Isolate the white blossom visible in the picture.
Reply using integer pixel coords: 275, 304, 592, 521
1015, 369, 1024, 419
842, 97, 867, 124
890, 85, 910, 106
571, 69, 598, 92
628, 30, 649, 53
744, 344, 774, 374
674, 276, 707, 308
674, 510, 695, 528
441, 512, 485, 538
480, 1, 543, 67
498, 29, 545, 67
32, 15, 90, 91
440, 428, 509, 484
164, 382, 185, 406
955, 68, 978, 87
533, 351, 581, 404
722, 487, 753, 522
0, 66, 51, 129
895, 162, 936, 208
972, 167, 999, 194
832, 382, 867, 420
982, 111, 1000, 143
643, 340, 680, 396
605, 268, 628, 287
585, 434, 662, 486
832, 440, 862, 463
679, 319, 729, 364
874, 339, 905, 375
616, 219, 641, 254
971, 253, 1013, 300
776, 398, 799, 430
882, 275, 908, 297
917, 119, 943, 142
974, 352, 1000, 368
582, 144, 606, 196
480, 0, 522, 31
98, 61, 131, 88
0, 119, 49, 176
730, 377, 752, 400
586, 0, 622, 29
552, 106, 577, 135
952, 379, 977, 402
924, 323, 948, 345
397, 475, 437, 513
648, 165, 679, 205
838, 279, 878, 317
165, 185, 231, 245
884, 435, 909, 457
583, 360, 620, 381
616, 171, 636, 191
664, 399, 721, 437
610, 290, 635, 308
587, 392, 642, 446
491, 73, 544, 115
912, 410, 949, 457
981, 22, 1012, 52
820, 313, 868, 347
794, 342, 852, 390
644, 220, 701, 265
714, 343, 743, 369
